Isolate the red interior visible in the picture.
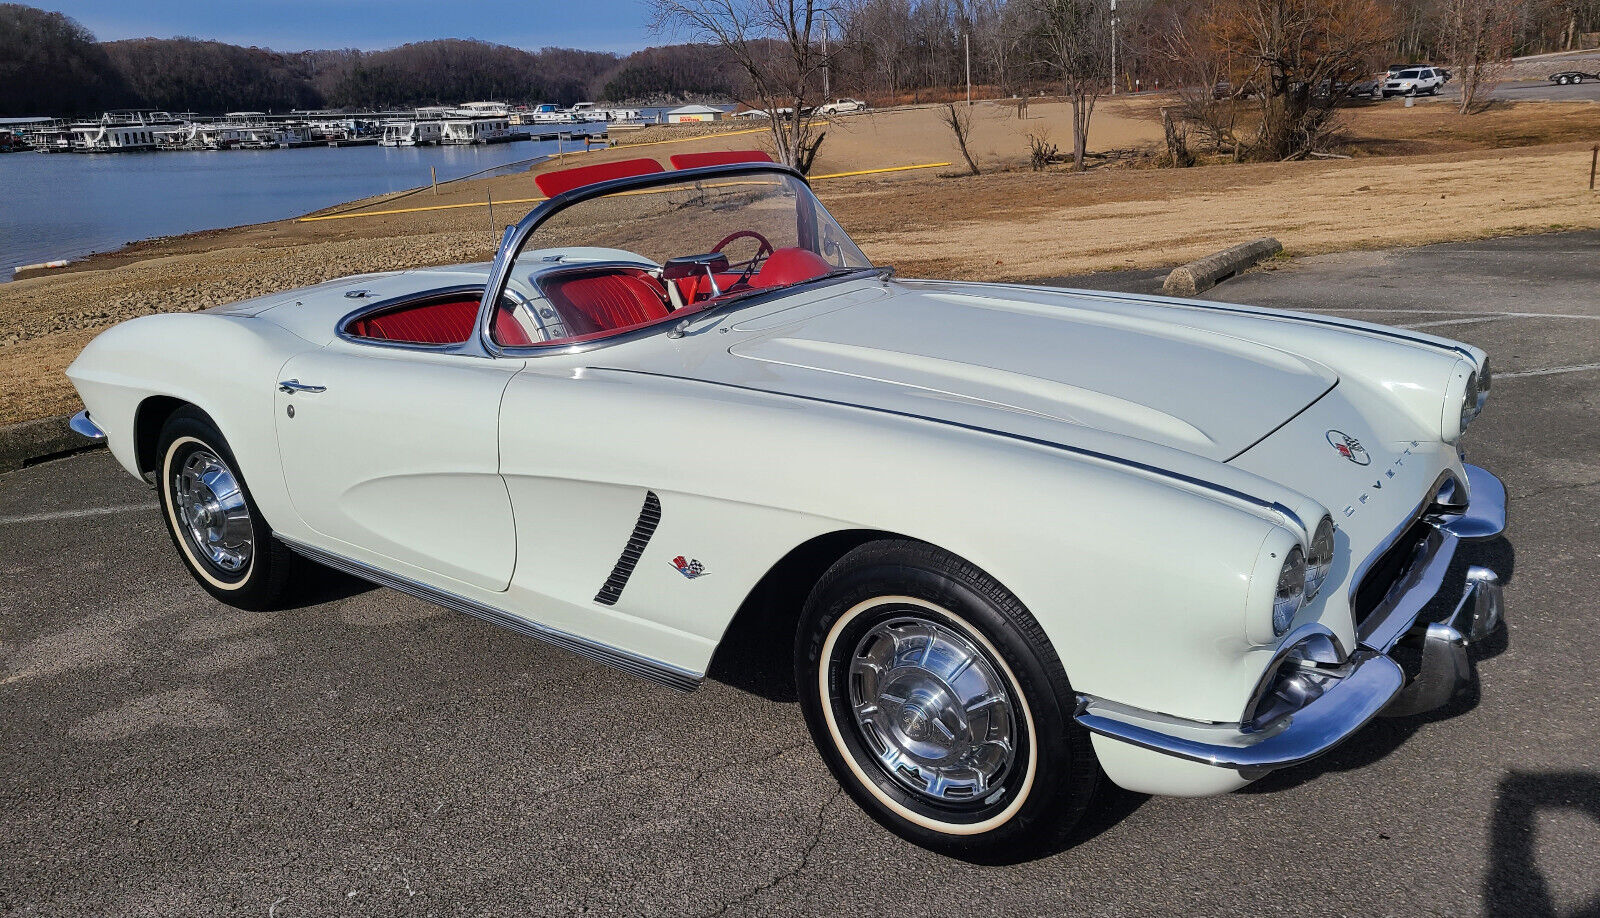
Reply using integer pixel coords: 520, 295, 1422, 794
346, 296, 480, 345
540, 268, 671, 339
750, 247, 833, 288
668, 150, 774, 170
534, 157, 664, 198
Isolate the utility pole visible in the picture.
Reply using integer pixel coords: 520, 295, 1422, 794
1110, 0, 1118, 95
965, 33, 972, 104
822, 11, 830, 100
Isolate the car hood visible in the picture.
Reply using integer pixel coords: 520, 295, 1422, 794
655, 283, 1339, 462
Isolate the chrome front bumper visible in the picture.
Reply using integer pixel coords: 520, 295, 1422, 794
69, 410, 106, 440
1075, 463, 1507, 774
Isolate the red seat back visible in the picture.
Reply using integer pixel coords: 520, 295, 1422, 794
751, 248, 832, 289
544, 270, 670, 338
347, 298, 479, 344
668, 150, 774, 170
534, 157, 664, 197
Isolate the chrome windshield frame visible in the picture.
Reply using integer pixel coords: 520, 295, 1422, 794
474, 161, 870, 357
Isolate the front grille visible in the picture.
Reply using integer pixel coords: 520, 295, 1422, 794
1352, 517, 1433, 627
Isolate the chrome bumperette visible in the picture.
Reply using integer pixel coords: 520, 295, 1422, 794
68, 410, 106, 440
1076, 465, 1508, 775
277, 535, 703, 692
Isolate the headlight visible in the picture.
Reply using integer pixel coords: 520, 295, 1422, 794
1478, 358, 1491, 412
1459, 370, 1479, 432
1272, 545, 1307, 635
1305, 516, 1335, 600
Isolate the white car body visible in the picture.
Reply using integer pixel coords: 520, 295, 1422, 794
816, 98, 869, 115
66, 162, 1504, 804
1383, 67, 1446, 96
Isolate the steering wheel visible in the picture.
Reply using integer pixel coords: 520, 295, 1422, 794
711, 230, 775, 287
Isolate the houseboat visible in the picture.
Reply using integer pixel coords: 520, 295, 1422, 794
441, 116, 512, 144
379, 120, 444, 146
70, 111, 186, 152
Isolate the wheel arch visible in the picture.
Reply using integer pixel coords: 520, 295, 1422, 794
132, 395, 194, 479
706, 528, 1057, 699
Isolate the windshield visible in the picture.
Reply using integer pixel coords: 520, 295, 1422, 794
492, 169, 873, 348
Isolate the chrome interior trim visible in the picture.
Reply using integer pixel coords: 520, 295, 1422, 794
68, 410, 106, 440
1075, 651, 1405, 771
596, 367, 1309, 534
277, 535, 703, 692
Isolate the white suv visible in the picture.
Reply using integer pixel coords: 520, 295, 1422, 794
1382, 67, 1445, 97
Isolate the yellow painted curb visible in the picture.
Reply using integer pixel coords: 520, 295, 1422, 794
297, 161, 954, 223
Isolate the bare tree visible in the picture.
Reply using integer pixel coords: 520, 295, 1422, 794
1033, 0, 1110, 171
652, 0, 831, 172
1203, 0, 1391, 160
940, 101, 982, 172
1437, 0, 1516, 113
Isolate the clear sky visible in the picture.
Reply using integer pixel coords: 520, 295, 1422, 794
38, 0, 669, 54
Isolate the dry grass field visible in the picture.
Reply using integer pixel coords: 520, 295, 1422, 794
2, 96, 1598, 426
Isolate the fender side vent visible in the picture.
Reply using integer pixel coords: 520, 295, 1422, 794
594, 491, 662, 606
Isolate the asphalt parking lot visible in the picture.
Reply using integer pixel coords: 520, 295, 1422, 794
3, 231, 1599, 916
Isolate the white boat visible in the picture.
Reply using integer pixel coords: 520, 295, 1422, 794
441, 116, 512, 144
379, 120, 444, 146
524, 103, 579, 124
455, 101, 510, 117
69, 111, 186, 153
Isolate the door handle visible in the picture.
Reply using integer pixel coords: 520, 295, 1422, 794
278, 379, 327, 394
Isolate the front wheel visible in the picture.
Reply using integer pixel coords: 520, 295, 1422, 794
157, 407, 302, 610
1575, 75, 1586, 84
795, 540, 1098, 860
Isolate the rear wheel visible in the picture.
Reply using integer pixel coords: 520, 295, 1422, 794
1575, 75, 1586, 84
157, 407, 301, 610
1558, 75, 1571, 85
795, 540, 1098, 860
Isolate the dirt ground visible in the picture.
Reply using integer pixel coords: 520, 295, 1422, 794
3, 97, 1598, 426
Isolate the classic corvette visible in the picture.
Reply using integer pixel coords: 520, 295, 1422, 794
66, 155, 1506, 857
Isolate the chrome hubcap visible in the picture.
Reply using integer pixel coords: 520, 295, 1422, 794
172, 448, 253, 573
847, 616, 1017, 804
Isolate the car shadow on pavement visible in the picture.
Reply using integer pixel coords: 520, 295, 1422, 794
284, 562, 378, 610
1485, 771, 1600, 918
1243, 536, 1514, 793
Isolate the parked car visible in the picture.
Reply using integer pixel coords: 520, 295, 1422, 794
1549, 70, 1599, 85
66, 155, 1506, 859
816, 98, 869, 115
1383, 66, 1447, 97
1346, 74, 1386, 98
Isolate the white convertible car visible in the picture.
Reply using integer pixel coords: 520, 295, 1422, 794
67, 155, 1506, 858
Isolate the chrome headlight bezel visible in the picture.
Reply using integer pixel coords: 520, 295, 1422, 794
1442, 359, 1486, 443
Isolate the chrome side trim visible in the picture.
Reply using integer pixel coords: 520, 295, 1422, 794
1075, 651, 1405, 771
277, 535, 703, 692
595, 367, 1309, 534
69, 410, 106, 440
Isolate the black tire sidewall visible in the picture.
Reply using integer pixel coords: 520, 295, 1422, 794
156, 410, 281, 607
795, 543, 1095, 858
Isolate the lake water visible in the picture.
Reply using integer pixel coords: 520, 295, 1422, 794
0, 133, 601, 280
0, 105, 741, 280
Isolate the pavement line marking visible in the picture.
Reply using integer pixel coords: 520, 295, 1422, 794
1498, 362, 1600, 380
1319, 309, 1600, 319
0, 502, 157, 524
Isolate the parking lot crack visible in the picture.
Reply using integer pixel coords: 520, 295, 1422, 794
695, 786, 842, 918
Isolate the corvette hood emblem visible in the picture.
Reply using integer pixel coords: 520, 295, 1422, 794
1326, 429, 1371, 465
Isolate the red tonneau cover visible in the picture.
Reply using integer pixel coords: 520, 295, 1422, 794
667, 150, 774, 170
534, 157, 664, 197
